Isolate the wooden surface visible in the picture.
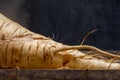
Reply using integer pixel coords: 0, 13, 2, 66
0, 69, 119, 80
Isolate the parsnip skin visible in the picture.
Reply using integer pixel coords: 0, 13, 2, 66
0, 13, 48, 40
0, 37, 66, 69
0, 37, 120, 69
0, 13, 120, 70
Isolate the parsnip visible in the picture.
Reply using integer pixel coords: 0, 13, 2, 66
0, 13, 120, 69
0, 13, 48, 40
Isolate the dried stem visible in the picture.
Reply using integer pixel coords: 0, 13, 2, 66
80, 29, 98, 45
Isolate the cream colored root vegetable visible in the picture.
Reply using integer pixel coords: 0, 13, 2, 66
0, 13, 120, 70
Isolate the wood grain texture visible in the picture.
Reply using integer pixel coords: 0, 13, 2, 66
0, 69, 119, 80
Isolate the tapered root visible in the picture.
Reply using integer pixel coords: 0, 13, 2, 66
54, 45, 120, 59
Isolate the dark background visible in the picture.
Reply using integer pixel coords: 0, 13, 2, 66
0, 0, 120, 50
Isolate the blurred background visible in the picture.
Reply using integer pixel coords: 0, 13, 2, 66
0, 0, 120, 50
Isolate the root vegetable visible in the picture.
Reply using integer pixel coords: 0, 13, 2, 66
0, 13, 120, 69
